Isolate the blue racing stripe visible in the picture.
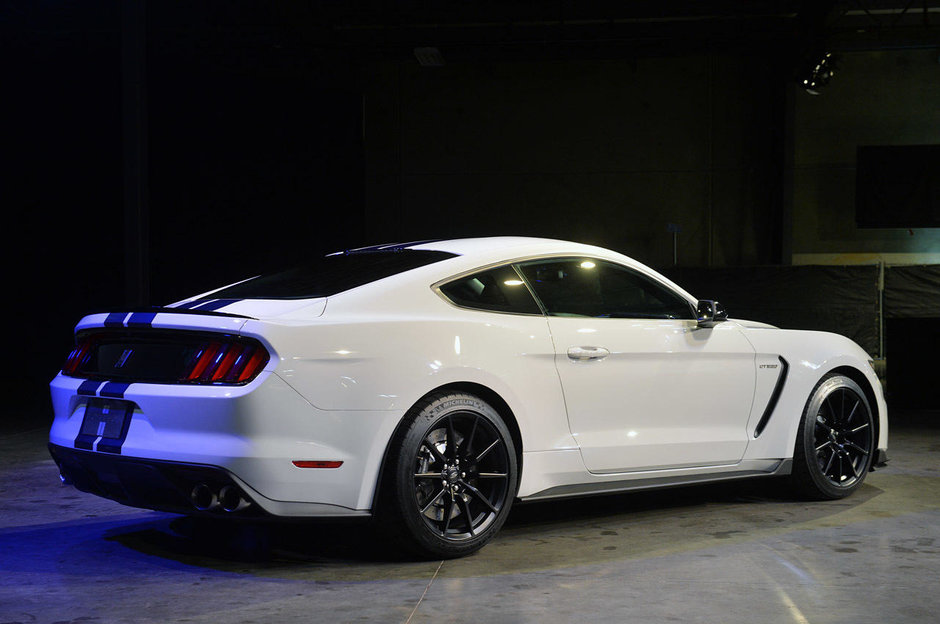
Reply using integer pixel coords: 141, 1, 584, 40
74, 434, 96, 451
192, 298, 241, 311
76, 398, 135, 455
77, 380, 103, 396
126, 311, 157, 327
378, 239, 444, 250
175, 300, 204, 309
97, 405, 133, 454
104, 312, 127, 327
339, 239, 446, 254
100, 382, 131, 399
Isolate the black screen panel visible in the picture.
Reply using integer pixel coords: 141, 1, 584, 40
856, 145, 940, 228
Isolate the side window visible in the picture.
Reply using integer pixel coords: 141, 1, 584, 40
516, 258, 693, 319
439, 265, 542, 315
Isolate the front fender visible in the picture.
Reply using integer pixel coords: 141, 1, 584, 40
739, 328, 887, 461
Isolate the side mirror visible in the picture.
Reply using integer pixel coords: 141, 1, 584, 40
696, 300, 728, 328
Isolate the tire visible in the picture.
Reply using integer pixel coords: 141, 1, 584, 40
379, 391, 518, 559
790, 374, 875, 500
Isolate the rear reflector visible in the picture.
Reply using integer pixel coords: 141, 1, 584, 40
292, 460, 344, 469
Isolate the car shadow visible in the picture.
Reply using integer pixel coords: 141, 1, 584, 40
96, 477, 883, 578
106, 515, 412, 565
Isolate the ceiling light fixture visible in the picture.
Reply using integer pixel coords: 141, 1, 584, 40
802, 52, 836, 95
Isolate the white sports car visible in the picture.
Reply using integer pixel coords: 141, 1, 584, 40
49, 237, 888, 558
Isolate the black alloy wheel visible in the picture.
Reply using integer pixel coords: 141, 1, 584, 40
381, 392, 518, 558
791, 374, 875, 499
413, 409, 511, 539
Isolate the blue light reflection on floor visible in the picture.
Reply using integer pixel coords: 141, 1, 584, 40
0, 514, 244, 577
0, 510, 431, 624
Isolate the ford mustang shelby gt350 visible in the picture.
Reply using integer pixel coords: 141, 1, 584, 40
49, 237, 888, 557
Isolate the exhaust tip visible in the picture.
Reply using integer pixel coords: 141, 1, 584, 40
218, 485, 250, 512
191, 483, 218, 511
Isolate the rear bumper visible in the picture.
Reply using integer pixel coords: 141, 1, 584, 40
49, 443, 372, 518
49, 443, 264, 516
48, 371, 403, 515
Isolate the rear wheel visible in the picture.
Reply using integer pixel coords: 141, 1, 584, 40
379, 392, 518, 559
791, 374, 875, 499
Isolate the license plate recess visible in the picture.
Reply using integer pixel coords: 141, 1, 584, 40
76, 398, 134, 453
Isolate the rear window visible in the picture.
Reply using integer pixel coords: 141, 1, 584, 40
203, 250, 457, 300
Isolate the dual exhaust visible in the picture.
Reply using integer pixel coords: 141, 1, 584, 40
190, 483, 251, 513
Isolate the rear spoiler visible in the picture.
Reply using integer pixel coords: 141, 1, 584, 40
88, 307, 257, 321
76, 308, 257, 334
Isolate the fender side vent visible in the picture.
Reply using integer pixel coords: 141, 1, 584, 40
754, 356, 789, 438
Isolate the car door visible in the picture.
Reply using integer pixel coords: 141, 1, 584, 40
516, 257, 756, 474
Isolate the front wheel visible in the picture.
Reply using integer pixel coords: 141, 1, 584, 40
790, 374, 875, 500
379, 392, 518, 559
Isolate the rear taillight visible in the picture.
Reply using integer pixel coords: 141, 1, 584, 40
62, 336, 96, 376
61, 330, 270, 385
184, 340, 269, 384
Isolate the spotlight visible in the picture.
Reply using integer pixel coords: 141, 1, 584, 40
801, 52, 836, 96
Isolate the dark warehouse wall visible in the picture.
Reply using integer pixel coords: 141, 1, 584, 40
4, 3, 368, 428
362, 49, 940, 269
362, 55, 788, 269
4, 4, 124, 430
792, 49, 940, 262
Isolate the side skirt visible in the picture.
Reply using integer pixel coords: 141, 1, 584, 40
520, 459, 793, 503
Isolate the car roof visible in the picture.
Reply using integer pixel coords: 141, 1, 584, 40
337, 236, 698, 305
363, 236, 624, 262
173, 236, 698, 313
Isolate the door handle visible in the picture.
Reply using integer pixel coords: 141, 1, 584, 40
567, 346, 610, 361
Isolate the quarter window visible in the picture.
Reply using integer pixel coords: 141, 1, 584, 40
439, 265, 542, 315
517, 258, 693, 319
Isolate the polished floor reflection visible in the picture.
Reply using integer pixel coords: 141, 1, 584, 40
1, 413, 938, 623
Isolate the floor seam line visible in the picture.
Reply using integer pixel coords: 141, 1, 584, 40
404, 559, 444, 624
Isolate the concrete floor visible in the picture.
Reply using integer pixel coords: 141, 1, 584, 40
1, 414, 938, 624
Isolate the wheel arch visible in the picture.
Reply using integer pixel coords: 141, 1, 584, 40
826, 365, 881, 463
370, 381, 524, 512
